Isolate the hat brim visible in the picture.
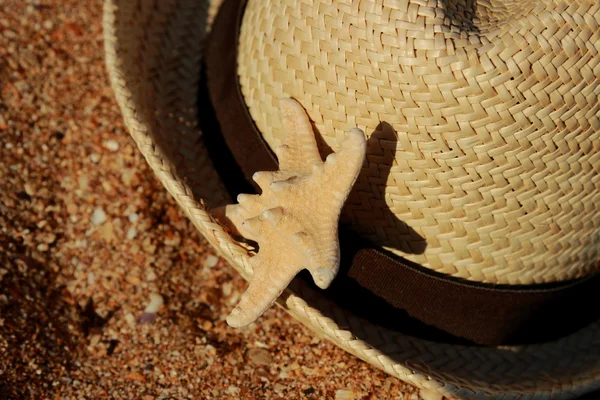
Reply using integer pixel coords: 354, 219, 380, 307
102, 0, 600, 398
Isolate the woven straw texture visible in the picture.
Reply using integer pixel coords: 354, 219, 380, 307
103, 0, 600, 398
237, 0, 600, 285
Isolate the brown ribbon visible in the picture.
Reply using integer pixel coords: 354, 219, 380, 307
202, 0, 600, 346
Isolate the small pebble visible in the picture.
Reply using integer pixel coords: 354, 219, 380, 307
205, 344, 216, 355
227, 292, 241, 306
124, 313, 135, 327
23, 182, 35, 196
90, 153, 101, 163
226, 385, 240, 395
121, 169, 135, 186
126, 226, 137, 240
42, 233, 56, 244
144, 292, 164, 314
89, 334, 101, 347
273, 383, 286, 394
136, 312, 157, 325
126, 372, 146, 382
126, 275, 141, 286
335, 389, 355, 400
204, 255, 219, 268
146, 270, 157, 281
99, 222, 115, 242
201, 320, 213, 331
78, 175, 89, 191
103, 140, 119, 151
90, 207, 107, 225
383, 377, 394, 391
221, 281, 232, 297
163, 233, 180, 247
247, 348, 273, 366
128, 212, 139, 223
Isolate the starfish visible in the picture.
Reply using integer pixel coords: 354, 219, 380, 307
216, 98, 366, 328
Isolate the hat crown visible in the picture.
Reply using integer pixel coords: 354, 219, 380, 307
237, 0, 600, 285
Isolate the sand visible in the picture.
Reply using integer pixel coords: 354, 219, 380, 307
0, 1, 420, 398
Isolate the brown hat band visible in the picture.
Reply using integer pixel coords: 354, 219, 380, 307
200, 0, 600, 346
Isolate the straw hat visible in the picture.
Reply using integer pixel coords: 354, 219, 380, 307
103, 0, 600, 398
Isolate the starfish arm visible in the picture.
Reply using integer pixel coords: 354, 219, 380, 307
278, 99, 322, 174
226, 254, 301, 327
323, 127, 367, 197
302, 219, 341, 288
307, 244, 340, 289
